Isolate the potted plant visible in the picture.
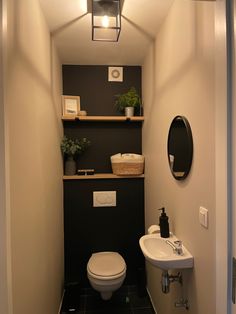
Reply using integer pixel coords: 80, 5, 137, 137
115, 87, 141, 117
61, 135, 90, 175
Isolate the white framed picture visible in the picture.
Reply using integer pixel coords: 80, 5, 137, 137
62, 95, 80, 116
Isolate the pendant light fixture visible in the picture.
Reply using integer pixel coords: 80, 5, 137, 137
92, 0, 121, 42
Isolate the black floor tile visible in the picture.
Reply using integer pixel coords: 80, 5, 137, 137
80, 287, 97, 296
61, 312, 83, 314
85, 294, 130, 311
60, 285, 155, 314
117, 285, 130, 294
129, 293, 153, 309
127, 285, 138, 293
132, 309, 155, 314
86, 310, 132, 314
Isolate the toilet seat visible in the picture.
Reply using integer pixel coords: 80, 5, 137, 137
87, 252, 126, 280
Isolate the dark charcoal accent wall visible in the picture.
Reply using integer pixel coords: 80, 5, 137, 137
62, 65, 142, 116
64, 178, 145, 287
63, 65, 144, 288
63, 121, 142, 173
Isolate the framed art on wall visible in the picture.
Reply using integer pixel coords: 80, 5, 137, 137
62, 95, 80, 116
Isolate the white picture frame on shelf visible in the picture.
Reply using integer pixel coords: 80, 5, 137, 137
62, 95, 80, 116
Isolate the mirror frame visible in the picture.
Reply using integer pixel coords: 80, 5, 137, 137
167, 115, 193, 181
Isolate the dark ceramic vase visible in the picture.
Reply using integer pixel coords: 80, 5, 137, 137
65, 155, 76, 175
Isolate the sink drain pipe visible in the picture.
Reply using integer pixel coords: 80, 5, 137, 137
161, 271, 189, 310
161, 270, 182, 294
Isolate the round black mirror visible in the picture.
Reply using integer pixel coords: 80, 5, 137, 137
167, 116, 193, 180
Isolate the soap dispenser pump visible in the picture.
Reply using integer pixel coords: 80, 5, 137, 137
158, 207, 170, 238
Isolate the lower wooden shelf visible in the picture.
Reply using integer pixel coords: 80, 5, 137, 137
63, 173, 145, 180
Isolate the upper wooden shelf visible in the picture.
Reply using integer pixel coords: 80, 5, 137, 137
63, 173, 145, 180
62, 115, 144, 122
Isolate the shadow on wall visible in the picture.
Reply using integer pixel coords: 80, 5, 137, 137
147, 1, 197, 117
13, 0, 63, 135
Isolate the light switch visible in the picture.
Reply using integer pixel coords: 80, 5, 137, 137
199, 206, 208, 228
93, 191, 116, 207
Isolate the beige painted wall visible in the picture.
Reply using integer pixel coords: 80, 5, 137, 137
215, 0, 228, 312
4, 0, 64, 313
142, 1, 215, 313
0, 0, 13, 312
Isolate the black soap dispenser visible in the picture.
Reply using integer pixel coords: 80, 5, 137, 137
158, 207, 170, 238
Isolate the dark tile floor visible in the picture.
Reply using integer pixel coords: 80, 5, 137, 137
61, 284, 156, 314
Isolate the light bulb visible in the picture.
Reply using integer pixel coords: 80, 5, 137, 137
102, 15, 109, 28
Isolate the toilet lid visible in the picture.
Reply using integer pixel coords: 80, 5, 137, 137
88, 252, 126, 277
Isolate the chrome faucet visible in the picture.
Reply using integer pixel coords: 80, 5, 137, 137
166, 240, 183, 255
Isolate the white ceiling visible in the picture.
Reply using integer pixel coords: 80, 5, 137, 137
39, 0, 174, 65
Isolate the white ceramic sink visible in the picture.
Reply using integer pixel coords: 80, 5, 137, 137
139, 234, 194, 270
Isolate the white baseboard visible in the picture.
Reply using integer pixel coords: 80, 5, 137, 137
146, 287, 157, 314
58, 290, 65, 314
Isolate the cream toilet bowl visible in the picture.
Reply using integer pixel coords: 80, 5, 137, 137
87, 251, 126, 300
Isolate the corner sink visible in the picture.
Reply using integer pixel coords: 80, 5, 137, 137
139, 234, 194, 270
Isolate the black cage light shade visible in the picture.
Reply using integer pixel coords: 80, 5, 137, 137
92, 0, 121, 42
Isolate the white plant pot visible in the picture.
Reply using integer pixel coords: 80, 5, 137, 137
125, 107, 134, 117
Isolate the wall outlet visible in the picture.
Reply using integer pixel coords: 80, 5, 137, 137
93, 191, 116, 207
199, 206, 208, 228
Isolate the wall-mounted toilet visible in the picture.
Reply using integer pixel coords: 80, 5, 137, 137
87, 251, 126, 300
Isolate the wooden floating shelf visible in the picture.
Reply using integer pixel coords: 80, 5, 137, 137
62, 115, 144, 122
63, 173, 145, 180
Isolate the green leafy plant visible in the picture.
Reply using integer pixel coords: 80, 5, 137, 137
115, 87, 141, 113
61, 136, 90, 157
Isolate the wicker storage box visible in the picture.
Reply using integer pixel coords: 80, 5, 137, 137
111, 153, 144, 176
